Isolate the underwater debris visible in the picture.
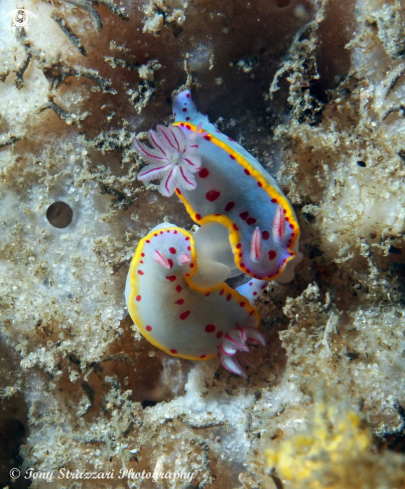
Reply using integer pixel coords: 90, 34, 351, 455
51, 11, 87, 56
0, 134, 23, 149
38, 99, 89, 126
265, 400, 405, 489
97, 0, 129, 21
125, 60, 162, 114
14, 29, 32, 89
269, 19, 324, 124
64, 0, 103, 31
315, 310, 340, 354
141, 0, 188, 36
39, 57, 116, 93
369, 0, 405, 59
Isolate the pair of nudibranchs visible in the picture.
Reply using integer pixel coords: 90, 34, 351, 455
125, 90, 303, 378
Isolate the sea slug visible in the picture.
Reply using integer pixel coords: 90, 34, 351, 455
134, 89, 302, 283
125, 223, 265, 377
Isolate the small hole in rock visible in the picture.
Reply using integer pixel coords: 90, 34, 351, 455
357, 161, 366, 168
46, 201, 73, 228
142, 400, 158, 409
276, 0, 290, 7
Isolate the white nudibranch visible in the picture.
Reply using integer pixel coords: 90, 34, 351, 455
133, 89, 303, 283
129, 88, 304, 377
125, 224, 265, 378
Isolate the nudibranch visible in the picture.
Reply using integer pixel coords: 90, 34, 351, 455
125, 223, 265, 377
134, 90, 302, 283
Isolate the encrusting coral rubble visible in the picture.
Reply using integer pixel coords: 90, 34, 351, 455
0, 0, 405, 487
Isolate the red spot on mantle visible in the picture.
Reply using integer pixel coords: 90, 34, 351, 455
166, 275, 176, 282
195, 214, 202, 220
225, 201, 235, 212
205, 324, 215, 333
199, 168, 209, 178
136, 295, 141, 302
262, 231, 270, 240
146, 325, 152, 331
268, 250, 276, 260
171, 349, 177, 354
137, 270, 144, 275
176, 285, 182, 293
206, 190, 220, 202
169, 247, 176, 254
239, 211, 249, 220
244, 169, 250, 176
180, 311, 190, 320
